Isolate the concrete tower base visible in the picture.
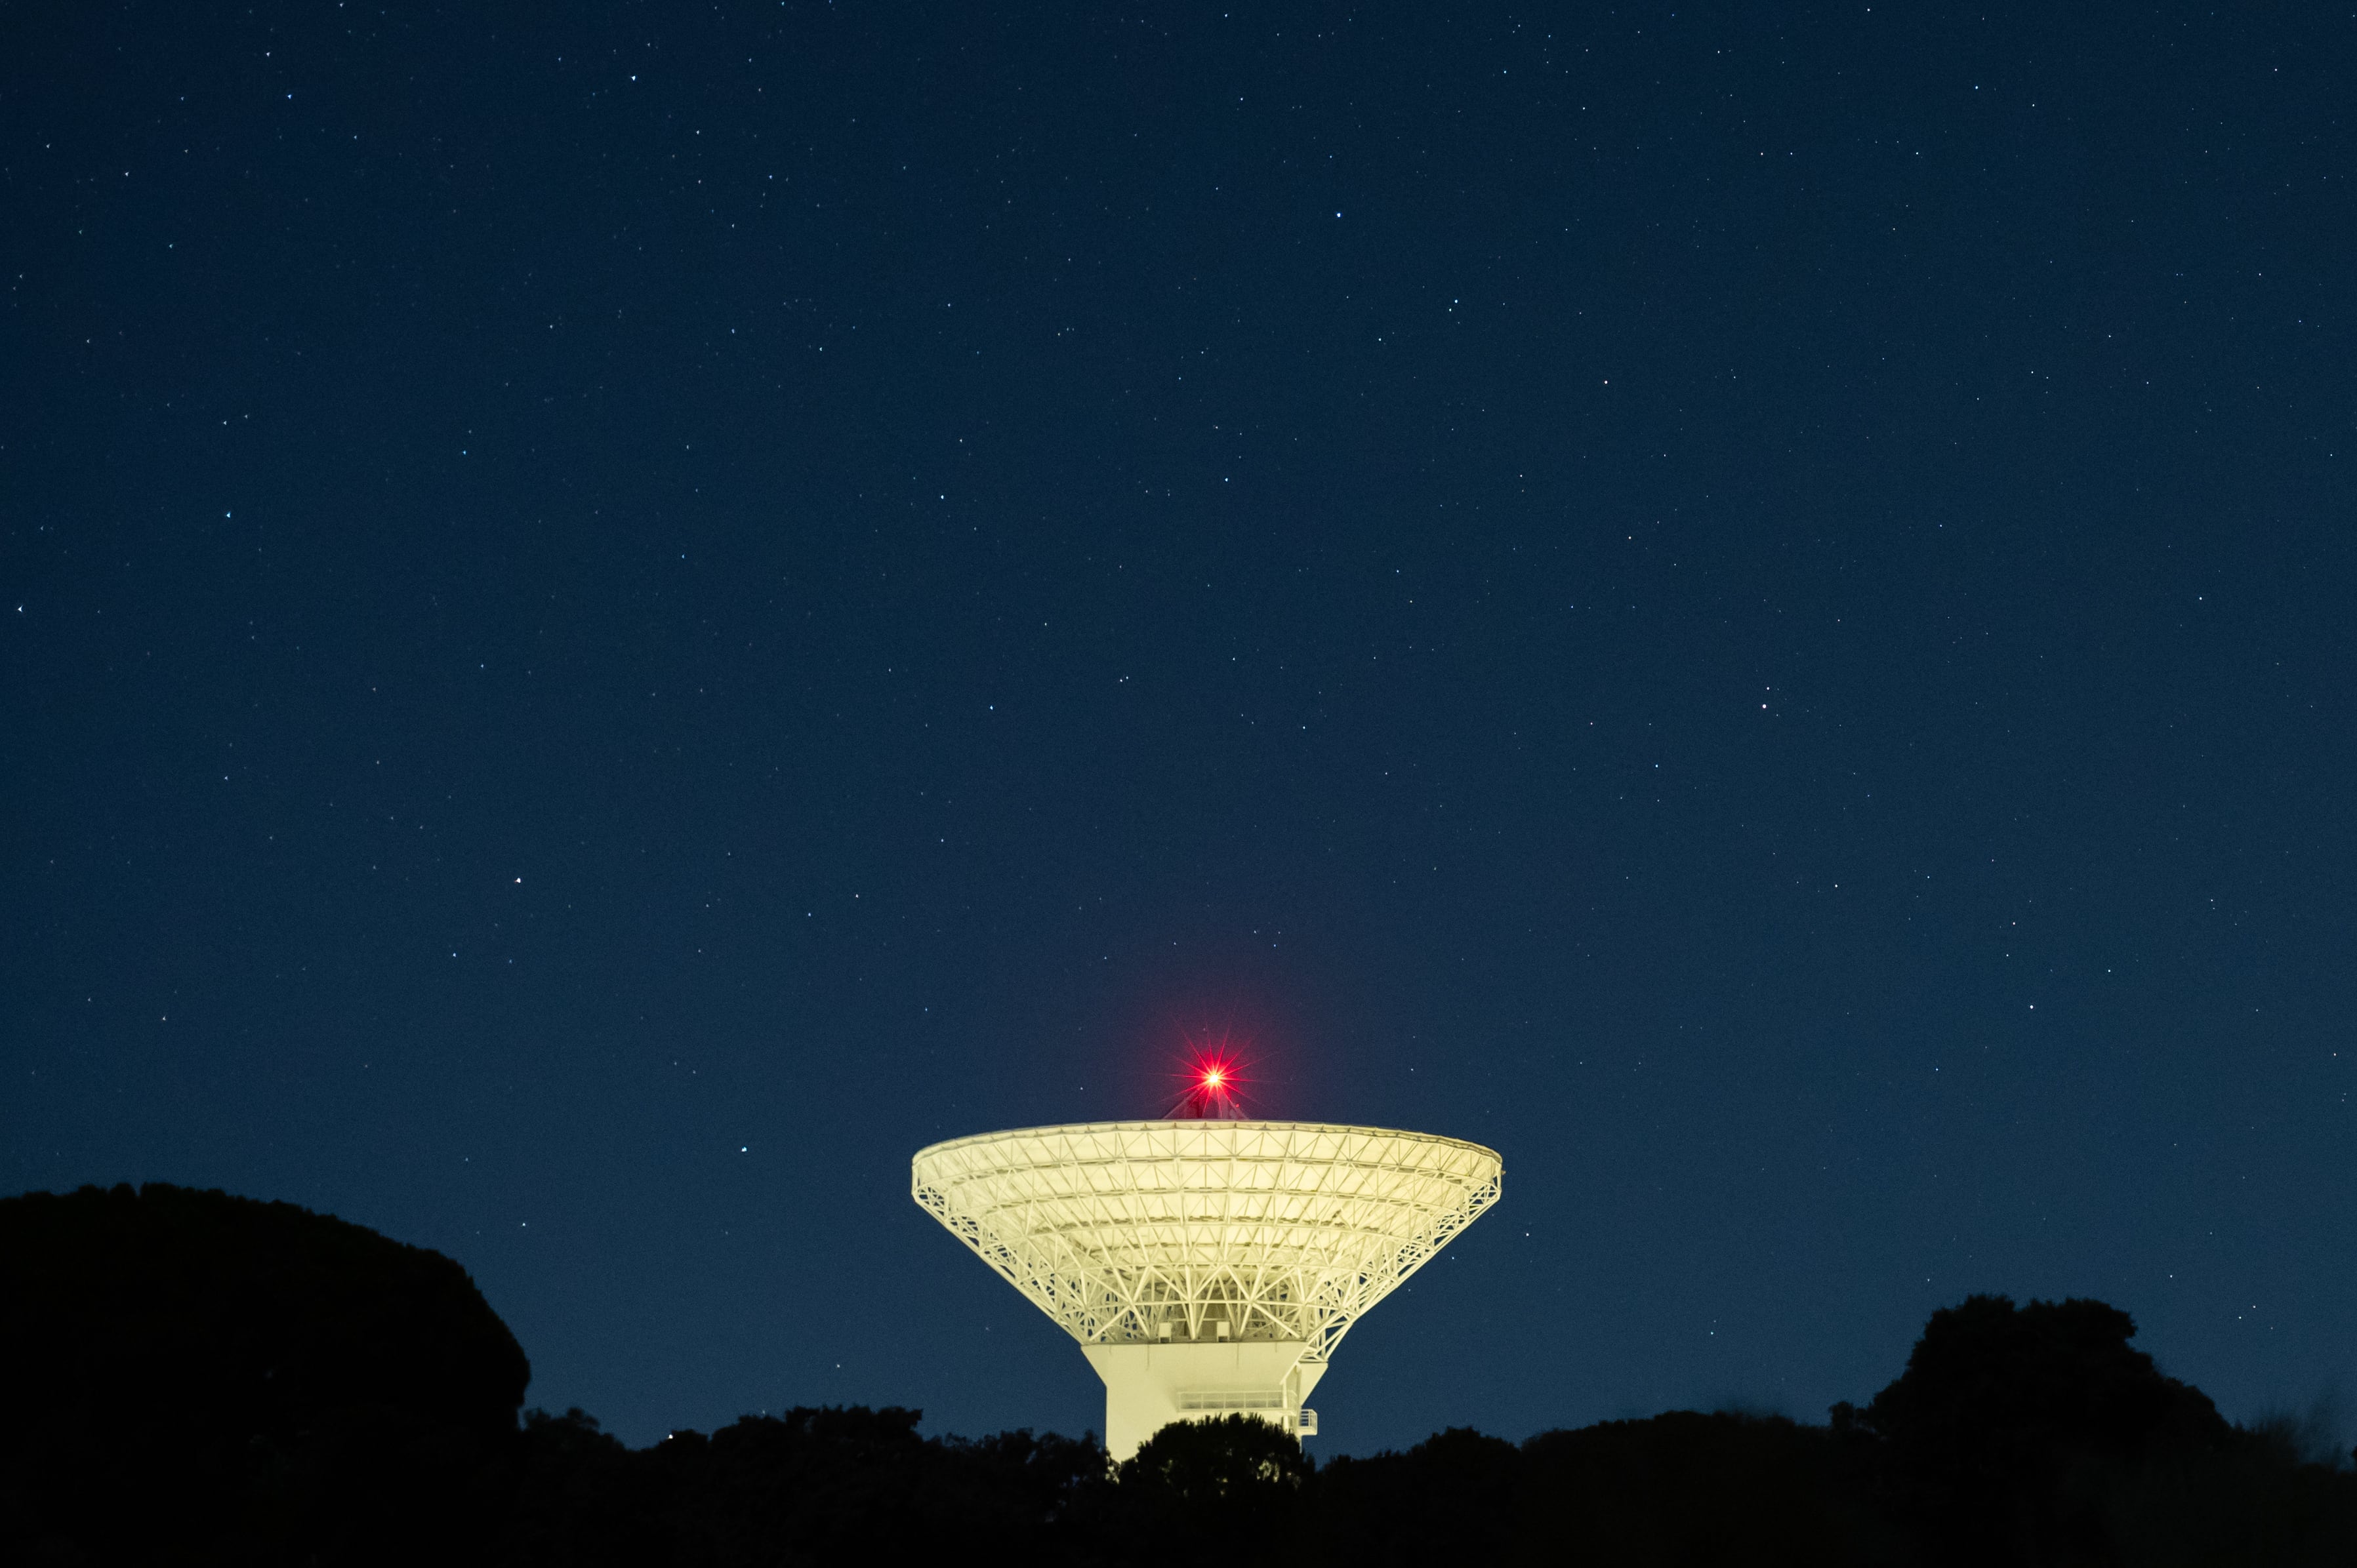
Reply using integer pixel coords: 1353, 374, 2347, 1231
1083, 1341, 1327, 1462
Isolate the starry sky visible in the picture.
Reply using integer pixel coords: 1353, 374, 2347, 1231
7, 3, 2354, 1454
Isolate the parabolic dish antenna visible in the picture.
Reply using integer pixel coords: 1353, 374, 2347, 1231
912, 1118, 1503, 1459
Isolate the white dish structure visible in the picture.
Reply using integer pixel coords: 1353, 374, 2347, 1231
911, 1119, 1502, 1460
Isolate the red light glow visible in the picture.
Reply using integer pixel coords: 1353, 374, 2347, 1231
1167, 1032, 1254, 1120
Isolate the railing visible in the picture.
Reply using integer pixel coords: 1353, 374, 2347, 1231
1175, 1390, 1287, 1412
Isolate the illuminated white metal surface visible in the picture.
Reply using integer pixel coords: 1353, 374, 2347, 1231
911, 1119, 1502, 1459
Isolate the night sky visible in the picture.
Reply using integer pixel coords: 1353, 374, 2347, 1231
7, 3, 2354, 1455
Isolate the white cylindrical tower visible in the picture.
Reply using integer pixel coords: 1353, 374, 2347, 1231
911, 1117, 1502, 1460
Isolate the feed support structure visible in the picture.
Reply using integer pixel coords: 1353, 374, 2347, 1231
911, 1119, 1503, 1460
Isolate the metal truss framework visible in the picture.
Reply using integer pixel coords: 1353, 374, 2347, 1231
911, 1121, 1504, 1364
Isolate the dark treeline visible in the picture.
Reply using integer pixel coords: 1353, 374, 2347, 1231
5, 1185, 2352, 1566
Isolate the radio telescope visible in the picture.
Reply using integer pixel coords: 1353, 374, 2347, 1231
910, 1071, 1502, 1460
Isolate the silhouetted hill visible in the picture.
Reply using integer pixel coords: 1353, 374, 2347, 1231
0, 1182, 527, 1565
6, 1186, 2353, 1567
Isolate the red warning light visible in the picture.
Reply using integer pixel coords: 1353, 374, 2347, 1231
1168, 1035, 1252, 1120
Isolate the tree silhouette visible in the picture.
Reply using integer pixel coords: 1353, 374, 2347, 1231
1313, 1426, 1523, 1565
1099, 1414, 1310, 1563
1855, 1294, 2230, 1566
0, 1182, 528, 1565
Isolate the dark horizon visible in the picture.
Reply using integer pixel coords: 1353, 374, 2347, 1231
8, 1180, 2351, 1565
7, 0, 2353, 1457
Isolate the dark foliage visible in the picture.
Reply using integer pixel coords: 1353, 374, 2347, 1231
502, 1408, 666, 1568
504, 1403, 1105, 1567
1854, 1295, 2237, 1566
0, 1182, 529, 1566
1096, 1413, 1315, 1563
1517, 1410, 1894, 1566
1313, 1412, 1895, 1567
8, 1187, 2354, 1567
1312, 1425, 1525, 1565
